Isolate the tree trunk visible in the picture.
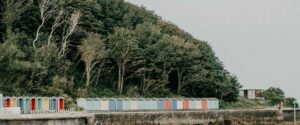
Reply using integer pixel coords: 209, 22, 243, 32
177, 69, 184, 95
85, 66, 90, 88
120, 63, 125, 94
142, 73, 145, 95
33, 21, 44, 51
47, 29, 55, 46
118, 64, 122, 94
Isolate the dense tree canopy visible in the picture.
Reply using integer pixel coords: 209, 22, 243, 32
0, 0, 241, 102
263, 87, 285, 105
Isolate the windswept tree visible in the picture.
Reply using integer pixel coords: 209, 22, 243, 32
60, 11, 80, 56
47, 9, 64, 47
32, 0, 56, 50
79, 32, 106, 88
108, 27, 139, 94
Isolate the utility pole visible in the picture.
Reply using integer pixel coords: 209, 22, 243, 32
293, 99, 297, 125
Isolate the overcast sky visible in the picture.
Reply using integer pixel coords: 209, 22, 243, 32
126, 0, 300, 101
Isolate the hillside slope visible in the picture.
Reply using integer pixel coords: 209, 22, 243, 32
0, 0, 240, 102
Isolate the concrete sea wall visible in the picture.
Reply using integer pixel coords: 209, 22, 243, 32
0, 113, 94, 125
0, 119, 86, 125
94, 109, 282, 125
3, 109, 300, 125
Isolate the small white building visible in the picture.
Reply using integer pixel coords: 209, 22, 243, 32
239, 89, 264, 99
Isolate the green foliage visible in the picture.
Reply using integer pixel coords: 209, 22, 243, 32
220, 97, 265, 109
263, 87, 285, 105
0, 0, 241, 102
284, 97, 299, 108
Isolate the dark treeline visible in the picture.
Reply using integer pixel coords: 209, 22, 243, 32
0, 0, 241, 102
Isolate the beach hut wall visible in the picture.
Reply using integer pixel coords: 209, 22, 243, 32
11, 97, 17, 107
137, 98, 145, 110
17, 97, 24, 111
4, 97, 11, 107
183, 98, 189, 110
108, 98, 116, 111
130, 99, 138, 110
158, 98, 165, 110
165, 98, 171, 110
37, 97, 42, 110
100, 98, 109, 111
171, 98, 177, 110
42, 97, 50, 111
176, 98, 183, 110
201, 98, 208, 110
58, 97, 65, 110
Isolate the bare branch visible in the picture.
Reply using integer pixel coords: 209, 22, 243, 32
47, 9, 65, 46
60, 11, 80, 56
32, 0, 56, 50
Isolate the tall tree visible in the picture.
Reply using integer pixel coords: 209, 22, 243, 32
32, 0, 56, 50
108, 27, 139, 94
60, 11, 80, 56
79, 32, 106, 88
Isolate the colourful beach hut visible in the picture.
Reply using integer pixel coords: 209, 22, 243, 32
17, 97, 24, 111
100, 98, 109, 111
42, 97, 50, 111
171, 98, 177, 110
11, 97, 17, 107
137, 98, 145, 110
4, 97, 11, 107
108, 98, 116, 111
116, 98, 123, 110
123, 98, 130, 110
195, 98, 202, 110
176, 98, 183, 110
144, 98, 152, 110
84, 98, 95, 111
37, 97, 42, 110
201, 98, 208, 110
24, 97, 30, 112
130, 98, 138, 110
93, 98, 101, 111
165, 98, 171, 110
158, 98, 165, 110
189, 98, 196, 109
183, 98, 189, 110
50, 97, 57, 111
207, 98, 219, 109
30, 97, 37, 110
150, 98, 158, 110
58, 97, 64, 110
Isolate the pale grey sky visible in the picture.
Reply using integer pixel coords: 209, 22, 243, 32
126, 0, 300, 101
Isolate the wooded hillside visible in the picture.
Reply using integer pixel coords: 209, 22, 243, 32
0, 0, 240, 102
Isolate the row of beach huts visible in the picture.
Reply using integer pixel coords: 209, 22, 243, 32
0, 95, 64, 112
0, 93, 220, 113
76, 98, 219, 111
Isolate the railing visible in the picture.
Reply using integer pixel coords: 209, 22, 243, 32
0, 107, 86, 115
22, 108, 81, 114
0, 107, 21, 115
